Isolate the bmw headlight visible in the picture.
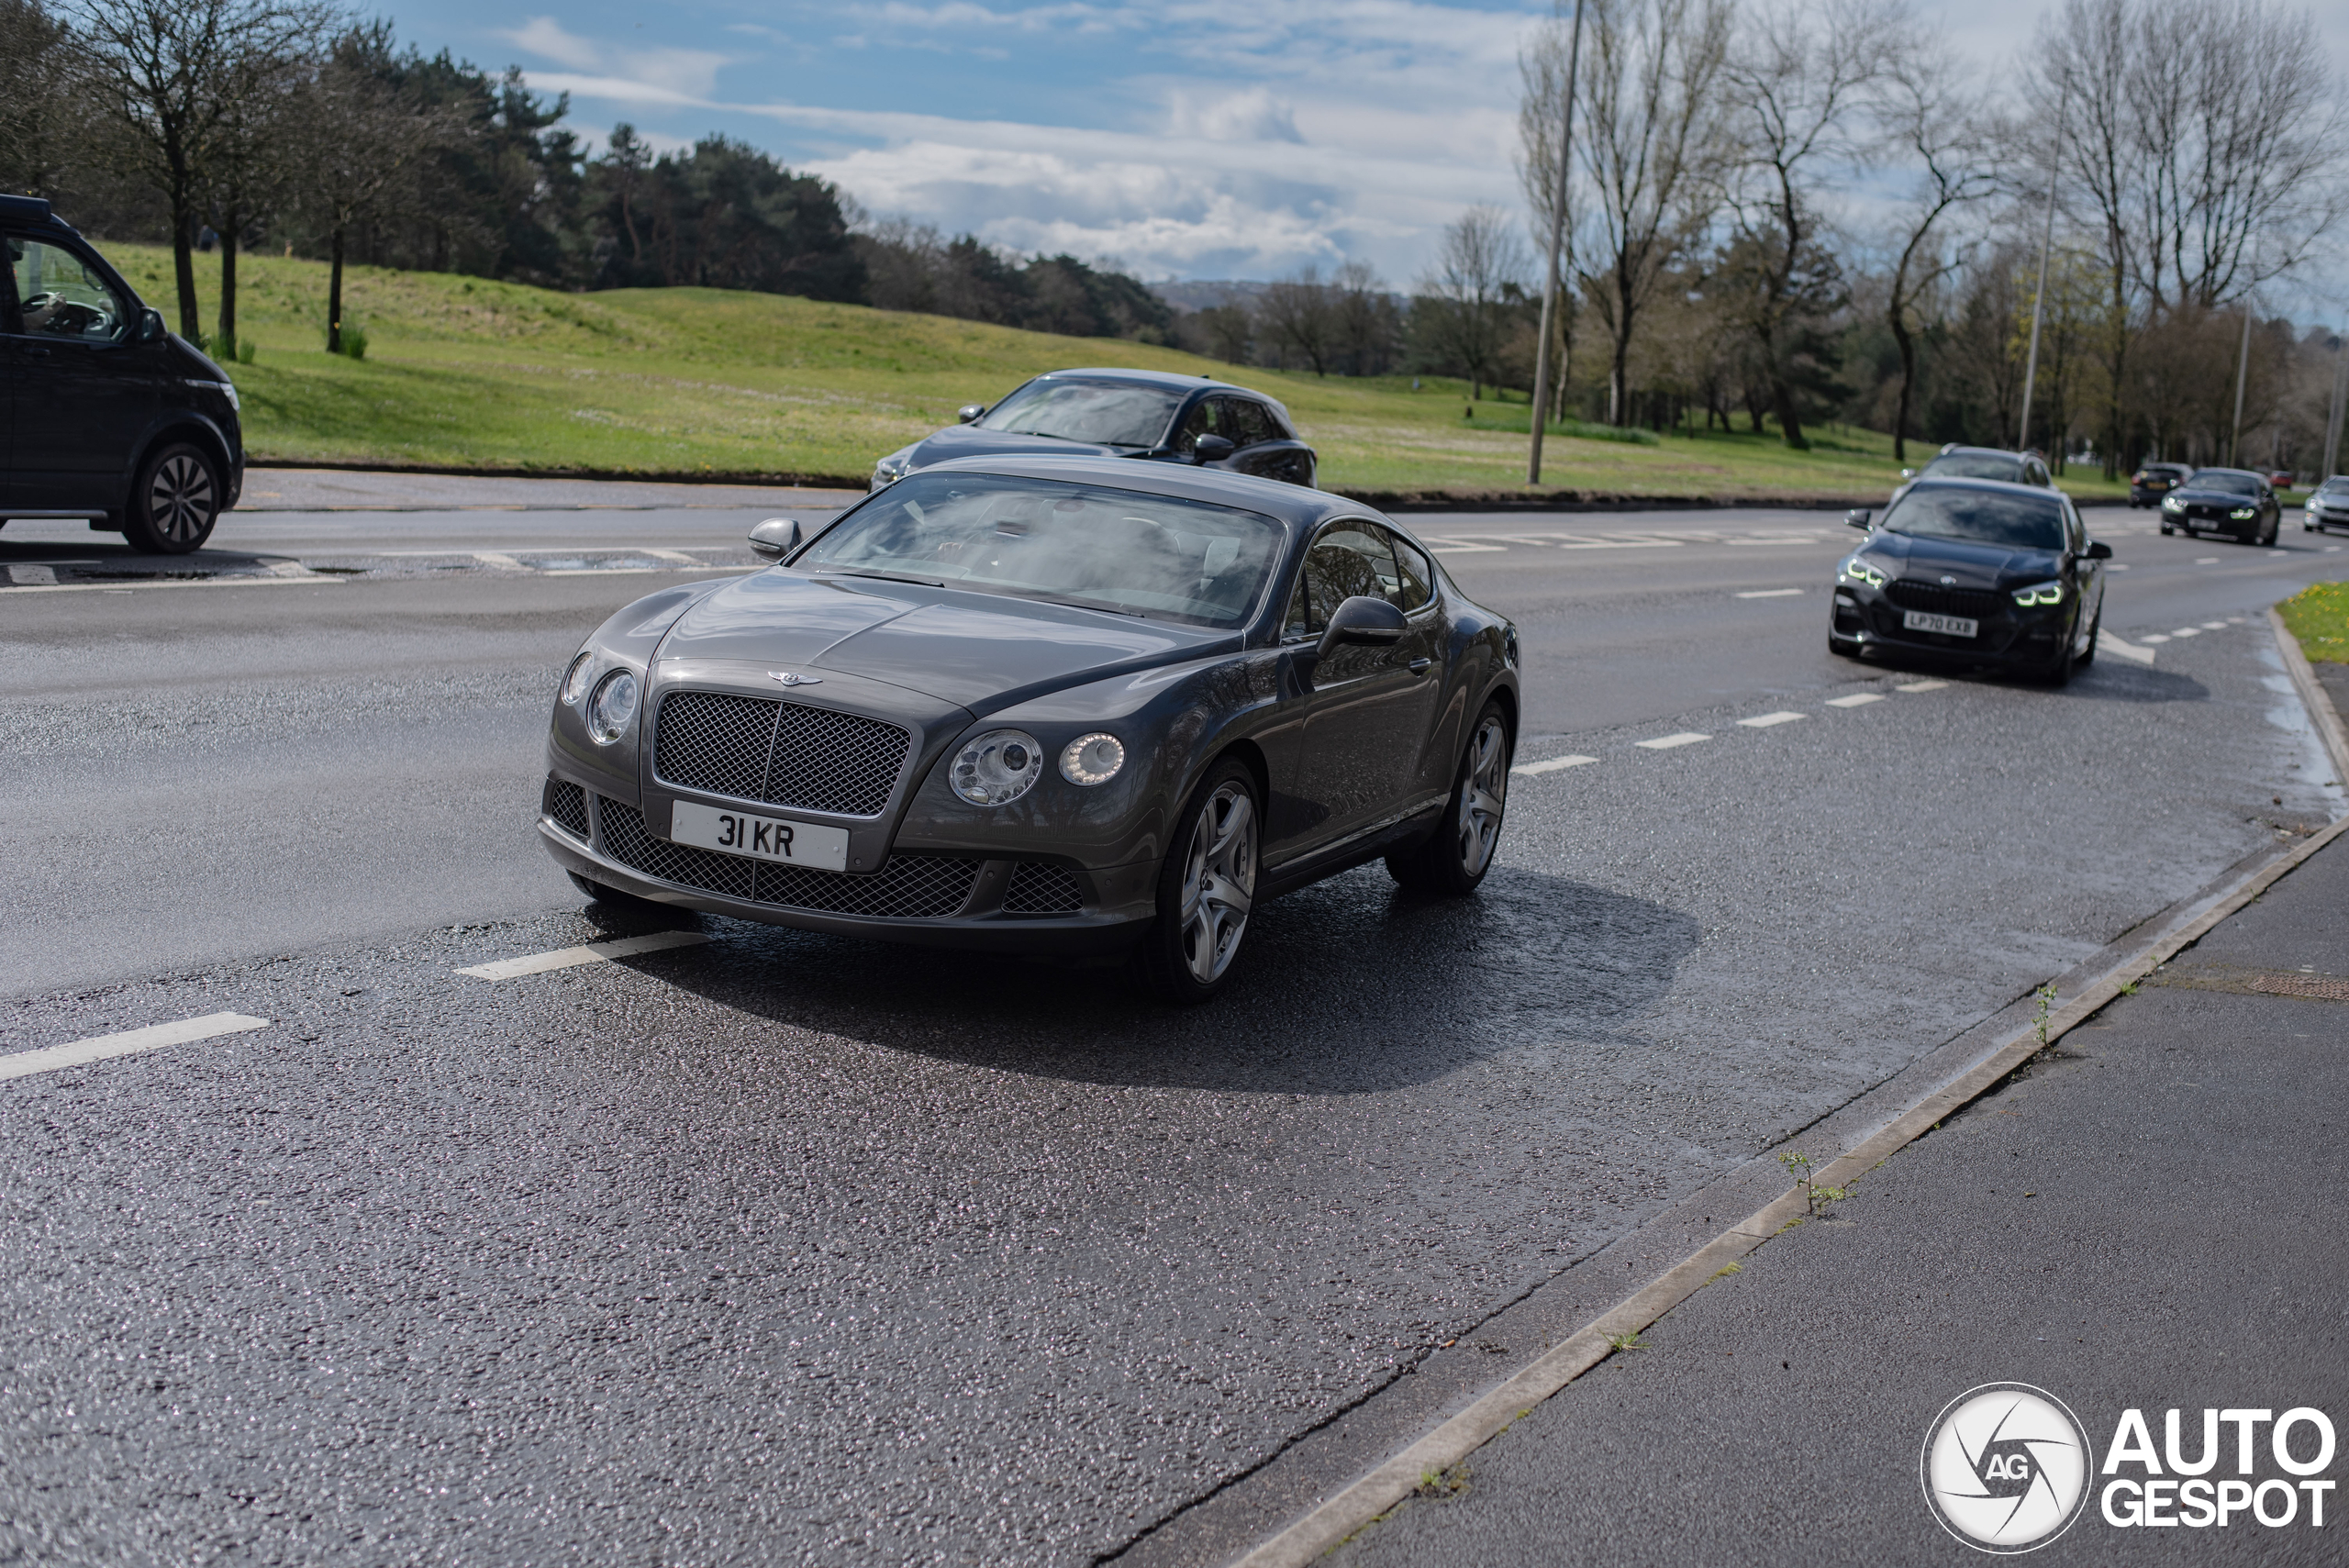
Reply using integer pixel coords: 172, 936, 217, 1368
871, 449, 914, 490
560, 651, 596, 706
2230, 506, 2255, 520
1059, 732, 1126, 786
586, 670, 640, 745
2162, 495, 2184, 512
951, 728, 1042, 806
1841, 555, 1888, 588
2010, 580, 2065, 607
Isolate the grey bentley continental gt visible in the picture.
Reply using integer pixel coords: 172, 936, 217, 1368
538, 454, 1519, 1001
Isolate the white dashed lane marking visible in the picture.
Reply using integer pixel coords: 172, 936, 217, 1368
2200, 621, 2227, 629
2172, 628, 2201, 638
455, 930, 709, 981
1512, 755, 1598, 776
2100, 635, 2158, 665
1825, 693, 1885, 708
0, 1013, 271, 1083
1896, 680, 1950, 692
472, 552, 529, 571
2195, 557, 2220, 564
1734, 588, 1804, 599
1635, 732, 1711, 750
1737, 711, 1806, 728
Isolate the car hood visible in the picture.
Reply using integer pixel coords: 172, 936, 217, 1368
2169, 485, 2261, 506
656, 568, 1231, 710
1869, 529, 2061, 587
904, 423, 1152, 471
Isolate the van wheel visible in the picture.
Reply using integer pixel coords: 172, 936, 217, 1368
123, 442, 221, 554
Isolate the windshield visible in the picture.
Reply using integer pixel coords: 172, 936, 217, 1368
1920, 452, 2021, 481
1883, 486, 2065, 550
2187, 469, 2259, 495
2321, 478, 2349, 496
798, 473, 1285, 628
974, 379, 1187, 448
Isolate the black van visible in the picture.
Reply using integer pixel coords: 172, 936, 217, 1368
2, 195, 242, 554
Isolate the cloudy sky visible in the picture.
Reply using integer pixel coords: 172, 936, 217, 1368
381, 0, 2349, 292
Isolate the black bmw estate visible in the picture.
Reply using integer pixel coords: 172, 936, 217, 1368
1, 195, 243, 553
1831, 478, 2110, 684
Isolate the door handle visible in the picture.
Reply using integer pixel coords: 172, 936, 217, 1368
1407, 658, 1432, 673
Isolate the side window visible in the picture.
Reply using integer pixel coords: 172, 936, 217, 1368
1174, 397, 1223, 455
2065, 503, 2085, 553
1229, 399, 1280, 449
7, 236, 129, 342
1389, 531, 1434, 611
1283, 524, 1397, 639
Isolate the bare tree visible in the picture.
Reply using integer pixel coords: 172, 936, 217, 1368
1417, 205, 1531, 400
1876, 43, 1996, 461
1522, 0, 1730, 427
298, 31, 456, 353
66, 0, 332, 339
1256, 264, 1340, 376
0, 0, 91, 198
1714, 0, 1899, 448
1331, 260, 1397, 376
204, 44, 310, 356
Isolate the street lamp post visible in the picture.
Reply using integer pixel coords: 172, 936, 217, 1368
2017, 95, 2066, 456
1526, 2, 1585, 487
2228, 300, 2254, 469
2323, 323, 2348, 481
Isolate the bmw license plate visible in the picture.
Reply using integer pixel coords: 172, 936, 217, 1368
670, 799, 849, 872
1902, 609, 1977, 639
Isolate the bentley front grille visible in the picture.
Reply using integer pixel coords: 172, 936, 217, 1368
654, 689, 911, 818
1885, 581, 2004, 620
1003, 862, 1084, 914
596, 797, 979, 917
542, 775, 590, 840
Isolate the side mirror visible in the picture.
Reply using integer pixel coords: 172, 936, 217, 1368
2085, 539, 2112, 560
747, 517, 801, 561
1845, 508, 1872, 530
138, 306, 165, 344
956, 404, 985, 424
1193, 433, 1236, 464
1316, 595, 1408, 660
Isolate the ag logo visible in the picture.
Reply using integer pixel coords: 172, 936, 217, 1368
1921, 1383, 2093, 1552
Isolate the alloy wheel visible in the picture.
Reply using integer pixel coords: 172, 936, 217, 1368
1454, 713, 1509, 876
1177, 781, 1256, 986
148, 452, 216, 546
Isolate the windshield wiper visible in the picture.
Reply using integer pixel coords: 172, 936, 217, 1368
817, 567, 945, 588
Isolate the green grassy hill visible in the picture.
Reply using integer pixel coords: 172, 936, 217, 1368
104, 242, 2125, 503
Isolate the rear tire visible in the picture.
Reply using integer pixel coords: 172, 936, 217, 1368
1386, 701, 1511, 896
1127, 758, 1260, 1004
122, 441, 222, 554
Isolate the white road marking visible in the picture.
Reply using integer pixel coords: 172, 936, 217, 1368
1737, 711, 1806, 728
1895, 680, 1950, 692
1421, 538, 1508, 554
471, 552, 529, 571
543, 566, 754, 577
1511, 755, 1598, 776
2195, 557, 2219, 564
2108, 562, 2131, 570
640, 549, 703, 563
2200, 621, 2227, 630
455, 930, 709, 980
6, 563, 57, 585
1722, 536, 1825, 546
2328, 547, 2343, 553
2171, 628, 2200, 638
1825, 693, 1884, 707
0, 575, 340, 595
1635, 732, 1711, 750
0, 1012, 271, 1083
2138, 633, 2170, 643
1734, 588, 1803, 599
2100, 634, 2157, 665
1521, 533, 1687, 550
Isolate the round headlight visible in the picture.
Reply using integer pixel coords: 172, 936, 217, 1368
560, 651, 596, 706
1060, 732, 1126, 786
586, 670, 640, 745
951, 728, 1042, 806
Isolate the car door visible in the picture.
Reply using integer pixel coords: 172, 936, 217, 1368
1264, 521, 1443, 859
3, 229, 156, 513
2065, 498, 2103, 639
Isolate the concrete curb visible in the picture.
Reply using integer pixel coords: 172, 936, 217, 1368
1220, 623, 2349, 1568
2270, 605, 2349, 784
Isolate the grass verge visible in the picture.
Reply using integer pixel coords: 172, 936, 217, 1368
2278, 581, 2349, 662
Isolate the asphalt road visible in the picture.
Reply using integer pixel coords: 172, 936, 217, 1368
1, 476, 2343, 1564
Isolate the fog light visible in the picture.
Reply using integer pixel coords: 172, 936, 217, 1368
952, 728, 1043, 806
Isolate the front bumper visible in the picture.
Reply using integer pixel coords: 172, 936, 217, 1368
1831, 586, 2067, 664
539, 794, 1157, 957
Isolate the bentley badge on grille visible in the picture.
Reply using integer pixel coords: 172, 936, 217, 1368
768, 672, 822, 686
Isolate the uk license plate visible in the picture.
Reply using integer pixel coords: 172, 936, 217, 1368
1903, 609, 1977, 639
670, 799, 849, 871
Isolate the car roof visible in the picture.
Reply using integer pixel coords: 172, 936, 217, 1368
1030, 366, 1292, 420
1901, 475, 2067, 500
1932, 445, 2026, 461
2185, 466, 2262, 480
896, 451, 1364, 528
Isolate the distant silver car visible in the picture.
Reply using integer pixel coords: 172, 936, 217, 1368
539, 455, 1520, 1001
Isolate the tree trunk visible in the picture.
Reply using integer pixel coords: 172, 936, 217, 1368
217, 217, 239, 359
172, 200, 201, 340
1771, 377, 1808, 450
1889, 306, 1916, 462
328, 225, 346, 354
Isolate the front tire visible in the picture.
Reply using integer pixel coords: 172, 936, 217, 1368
1387, 702, 1511, 896
1128, 759, 1260, 1004
123, 441, 222, 554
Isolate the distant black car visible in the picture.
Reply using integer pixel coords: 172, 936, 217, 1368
2304, 477, 2349, 534
868, 368, 1317, 493
1831, 477, 2110, 685
2157, 468, 2280, 545
2130, 461, 2192, 507
0, 195, 243, 553
1900, 444, 2054, 489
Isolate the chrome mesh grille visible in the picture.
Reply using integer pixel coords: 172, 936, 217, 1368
1003, 862, 1083, 914
596, 797, 977, 917
1885, 581, 2003, 620
654, 690, 911, 817
542, 775, 589, 840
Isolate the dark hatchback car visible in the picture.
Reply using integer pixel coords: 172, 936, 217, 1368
1831, 478, 2110, 684
0, 195, 243, 553
2130, 461, 2193, 507
2157, 467, 2280, 545
540, 454, 1519, 1002
868, 368, 1317, 493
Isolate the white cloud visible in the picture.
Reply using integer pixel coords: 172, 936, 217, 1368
495, 16, 736, 100
1163, 87, 1302, 145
